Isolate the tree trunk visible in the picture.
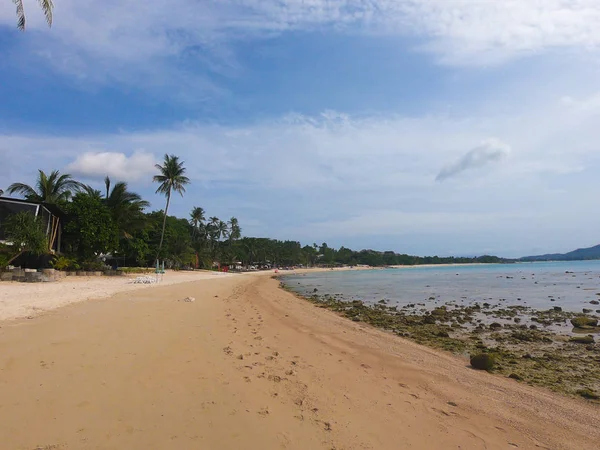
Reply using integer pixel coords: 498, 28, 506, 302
156, 189, 171, 263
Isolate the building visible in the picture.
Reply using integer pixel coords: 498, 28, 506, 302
0, 197, 65, 253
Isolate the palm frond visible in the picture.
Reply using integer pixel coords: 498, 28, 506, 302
14, 0, 25, 31
38, 0, 53, 27
6, 182, 38, 200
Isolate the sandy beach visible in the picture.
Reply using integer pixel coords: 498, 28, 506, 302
0, 272, 598, 450
0, 270, 234, 321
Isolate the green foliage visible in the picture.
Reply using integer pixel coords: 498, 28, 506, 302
63, 193, 119, 259
117, 267, 155, 274
80, 260, 108, 271
4, 161, 514, 270
7, 169, 81, 204
4, 211, 48, 255
51, 256, 79, 271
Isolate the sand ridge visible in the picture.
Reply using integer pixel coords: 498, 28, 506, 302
0, 272, 598, 449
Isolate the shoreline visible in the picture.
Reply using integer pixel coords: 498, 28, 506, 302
0, 273, 598, 448
278, 275, 600, 402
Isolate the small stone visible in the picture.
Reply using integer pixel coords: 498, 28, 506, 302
237, 354, 244, 360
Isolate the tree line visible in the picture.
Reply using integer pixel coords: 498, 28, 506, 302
0, 153, 508, 270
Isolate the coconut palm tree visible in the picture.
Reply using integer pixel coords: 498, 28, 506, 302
7, 169, 83, 204
153, 154, 189, 260
217, 220, 229, 241
227, 216, 241, 241
104, 177, 149, 238
189, 206, 205, 238
14, 0, 53, 31
224, 217, 240, 265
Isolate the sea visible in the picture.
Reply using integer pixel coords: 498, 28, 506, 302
280, 261, 600, 316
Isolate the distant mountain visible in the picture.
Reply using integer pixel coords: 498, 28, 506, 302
520, 244, 600, 262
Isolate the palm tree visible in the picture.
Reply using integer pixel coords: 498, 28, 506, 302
189, 207, 205, 238
227, 217, 241, 241
153, 154, 189, 260
217, 220, 229, 241
189, 206, 206, 269
7, 169, 83, 204
104, 177, 149, 238
14, 0, 53, 31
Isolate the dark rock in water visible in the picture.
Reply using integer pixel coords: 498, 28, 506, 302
470, 353, 495, 371
529, 325, 538, 330
489, 322, 503, 330
582, 308, 592, 313
569, 336, 594, 344
590, 300, 599, 305
571, 317, 598, 328
313, 288, 318, 292
553, 306, 562, 312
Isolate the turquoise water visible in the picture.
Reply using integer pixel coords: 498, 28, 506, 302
281, 261, 600, 314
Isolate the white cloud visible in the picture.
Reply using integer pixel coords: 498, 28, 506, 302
2, 0, 600, 95
2, 92, 600, 256
436, 138, 510, 181
66, 151, 156, 181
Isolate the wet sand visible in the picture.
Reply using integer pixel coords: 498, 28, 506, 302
0, 273, 598, 449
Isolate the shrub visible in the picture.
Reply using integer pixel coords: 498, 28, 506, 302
51, 256, 79, 271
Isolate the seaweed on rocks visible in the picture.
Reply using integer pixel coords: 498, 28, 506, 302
279, 280, 600, 402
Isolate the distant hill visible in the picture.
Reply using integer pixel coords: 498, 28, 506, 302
520, 244, 600, 262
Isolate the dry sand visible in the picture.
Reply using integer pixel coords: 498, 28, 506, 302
0, 270, 234, 321
0, 272, 598, 449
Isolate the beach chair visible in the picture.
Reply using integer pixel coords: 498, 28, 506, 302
155, 261, 165, 283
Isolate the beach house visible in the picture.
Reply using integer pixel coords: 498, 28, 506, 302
0, 196, 65, 253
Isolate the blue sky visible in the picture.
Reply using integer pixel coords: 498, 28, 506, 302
1, 1, 600, 257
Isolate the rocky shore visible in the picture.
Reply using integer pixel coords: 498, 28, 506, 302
282, 282, 600, 402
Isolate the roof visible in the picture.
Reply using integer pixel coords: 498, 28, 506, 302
0, 196, 67, 218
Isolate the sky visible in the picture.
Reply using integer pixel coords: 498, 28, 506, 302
1, 1, 600, 258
